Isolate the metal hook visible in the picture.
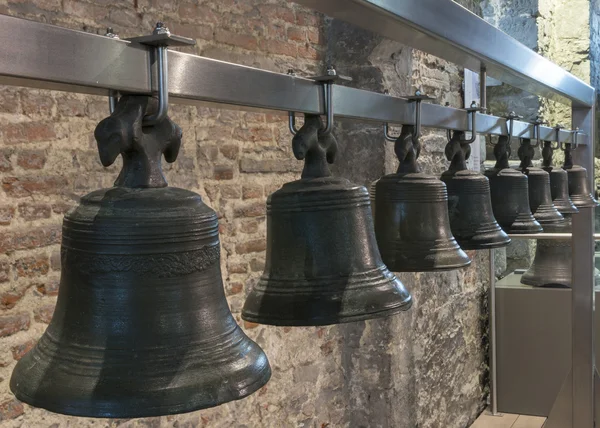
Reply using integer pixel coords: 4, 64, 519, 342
531, 116, 546, 148
124, 22, 195, 125
506, 111, 522, 140
445, 102, 480, 144
555, 124, 565, 150
289, 66, 348, 136
287, 70, 301, 135
105, 28, 120, 114
407, 90, 434, 139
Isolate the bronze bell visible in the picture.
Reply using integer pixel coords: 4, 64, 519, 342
521, 216, 600, 287
10, 96, 271, 418
541, 141, 578, 214
517, 138, 564, 227
562, 142, 599, 208
375, 125, 471, 271
241, 115, 412, 326
484, 135, 543, 233
440, 130, 510, 250
521, 221, 572, 287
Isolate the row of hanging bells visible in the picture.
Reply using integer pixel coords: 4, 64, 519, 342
10, 95, 598, 417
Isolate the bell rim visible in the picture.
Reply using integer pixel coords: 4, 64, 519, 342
241, 293, 413, 327
10, 364, 272, 418
455, 234, 511, 250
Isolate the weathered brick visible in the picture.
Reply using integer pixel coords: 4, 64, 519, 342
21, 91, 54, 117
234, 202, 265, 218
11, 338, 36, 360
109, 8, 141, 27
57, 97, 86, 117
240, 158, 303, 173
16, 149, 47, 170
297, 45, 322, 60
220, 144, 240, 160
170, 22, 214, 41
3, 122, 56, 144
297, 11, 321, 27
0, 398, 24, 421
242, 185, 263, 199
0, 88, 19, 114
50, 249, 61, 271
287, 26, 305, 42
197, 145, 219, 162
51, 201, 75, 214
0, 224, 61, 254
215, 29, 258, 50
2, 175, 68, 198
306, 27, 321, 44
221, 184, 242, 199
259, 38, 297, 57
1, 290, 24, 310
35, 278, 60, 296
0, 260, 9, 283
258, 5, 295, 23
0, 149, 12, 172
250, 258, 265, 272
236, 238, 266, 254
34, 303, 55, 324
214, 165, 234, 180
0, 312, 30, 337
178, 2, 218, 23
240, 219, 259, 234
15, 254, 50, 278
229, 282, 244, 294
228, 262, 248, 274
18, 203, 51, 221
233, 127, 273, 142
0, 206, 15, 226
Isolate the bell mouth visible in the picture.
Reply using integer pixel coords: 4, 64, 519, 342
242, 267, 412, 326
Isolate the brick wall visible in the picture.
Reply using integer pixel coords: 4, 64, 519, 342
0, 1, 489, 427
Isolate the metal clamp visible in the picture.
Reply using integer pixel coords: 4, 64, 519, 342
108, 22, 195, 125
288, 66, 351, 136
384, 89, 434, 141
445, 101, 481, 144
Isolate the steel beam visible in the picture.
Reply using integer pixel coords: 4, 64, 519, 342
0, 14, 583, 143
293, 0, 595, 108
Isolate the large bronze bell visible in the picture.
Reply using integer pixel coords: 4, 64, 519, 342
241, 115, 412, 326
541, 141, 578, 214
375, 125, 471, 271
484, 135, 543, 233
440, 130, 510, 249
517, 138, 564, 227
562, 142, 599, 208
10, 96, 271, 418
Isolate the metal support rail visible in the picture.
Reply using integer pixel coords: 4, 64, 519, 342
0, 14, 585, 143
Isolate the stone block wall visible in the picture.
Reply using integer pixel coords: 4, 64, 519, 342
0, 1, 490, 427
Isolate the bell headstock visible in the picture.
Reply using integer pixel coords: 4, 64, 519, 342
94, 95, 182, 188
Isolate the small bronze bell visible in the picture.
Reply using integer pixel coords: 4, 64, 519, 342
241, 115, 412, 326
10, 96, 271, 418
521, 216, 600, 287
562, 142, 599, 208
440, 130, 510, 250
541, 141, 578, 214
484, 135, 543, 233
517, 138, 564, 227
375, 125, 471, 271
